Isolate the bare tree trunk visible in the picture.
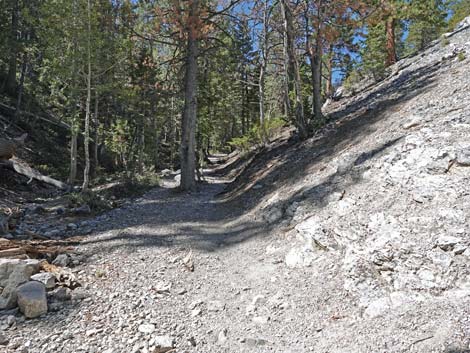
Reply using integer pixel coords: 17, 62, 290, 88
180, 0, 199, 191
91, 89, 99, 178
385, 16, 397, 67
82, 0, 92, 191
69, 0, 78, 185
13, 52, 27, 123
258, 0, 270, 144
138, 116, 145, 174
325, 44, 334, 98
311, 0, 324, 125
69, 131, 77, 184
280, 0, 308, 139
4, 0, 19, 95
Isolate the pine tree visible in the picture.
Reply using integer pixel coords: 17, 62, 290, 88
447, 0, 470, 30
405, 0, 447, 55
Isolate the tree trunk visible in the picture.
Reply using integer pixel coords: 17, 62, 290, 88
180, 0, 199, 191
69, 0, 78, 185
258, 0, 269, 144
69, 130, 78, 184
91, 90, 99, 178
4, 0, 19, 95
325, 44, 333, 98
280, 0, 308, 139
138, 116, 145, 174
13, 52, 28, 123
82, 0, 92, 191
385, 16, 397, 67
311, 1, 324, 125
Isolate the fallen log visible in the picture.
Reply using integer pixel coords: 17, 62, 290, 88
0, 159, 69, 190
0, 247, 27, 258
0, 237, 79, 259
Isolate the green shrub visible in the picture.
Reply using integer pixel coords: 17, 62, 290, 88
66, 190, 111, 212
440, 36, 450, 47
458, 51, 466, 61
229, 117, 285, 152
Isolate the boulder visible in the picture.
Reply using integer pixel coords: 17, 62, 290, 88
0, 259, 40, 309
30, 272, 56, 289
16, 281, 48, 318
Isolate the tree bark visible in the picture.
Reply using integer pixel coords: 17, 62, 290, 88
4, 0, 19, 95
82, 0, 92, 191
13, 52, 28, 123
325, 44, 334, 98
311, 0, 324, 124
385, 16, 397, 67
280, 0, 308, 139
258, 0, 270, 144
69, 0, 78, 185
91, 90, 99, 178
180, 0, 199, 191
69, 128, 78, 183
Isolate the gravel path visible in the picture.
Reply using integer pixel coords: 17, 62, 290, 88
5, 170, 468, 353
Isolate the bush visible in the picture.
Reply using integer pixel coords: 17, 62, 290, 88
458, 51, 466, 61
229, 117, 285, 152
440, 36, 450, 47
66, 190, 111, 212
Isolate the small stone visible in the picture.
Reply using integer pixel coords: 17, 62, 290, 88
138, 324, 156, 334
49, 287, 72, 301
152, 335, 174, 349
402, 116, 422, 129
285, 247, 316, 268
6, 315, 15, 326
244, 337, 268, 347
252, 316, 269, 324
364, 297, 390, 318
217, 329, 228, 344
191, 308, 202, 317
66, 223, 78, 231
436, 235, 461, 251
0, 332, 9, 345
71, 288, 90, 301
30, 272, 56, 289
246, 295, 266, 315
52, 254, 70, 267
456, 149, 470, 166
188, 336, 197, 347
16, 281, 48, 318
207, 300, 225, 312
74, 205, 91, 215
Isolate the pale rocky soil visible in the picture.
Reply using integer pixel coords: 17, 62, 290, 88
2, 18, 470, 353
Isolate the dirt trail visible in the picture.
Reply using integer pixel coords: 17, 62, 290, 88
7, 150, 469, 353
8, 165, 326, 353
